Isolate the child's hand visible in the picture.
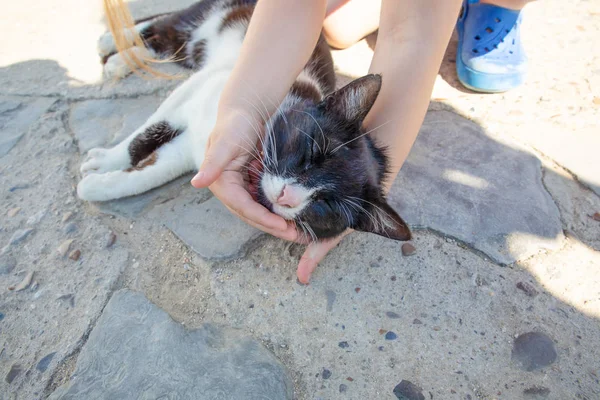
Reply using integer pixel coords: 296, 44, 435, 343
191, 112, 298, 241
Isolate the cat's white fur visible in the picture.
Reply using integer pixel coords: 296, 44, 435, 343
79, 13, 314, 220
78, 14, 243, 201
260, 175, 317, 220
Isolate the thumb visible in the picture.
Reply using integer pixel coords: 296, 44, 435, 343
191, 140, 236, 188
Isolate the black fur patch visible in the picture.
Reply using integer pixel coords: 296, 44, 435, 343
128, 121, 182, 166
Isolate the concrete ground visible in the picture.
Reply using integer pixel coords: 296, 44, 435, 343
1, 0, 599, 399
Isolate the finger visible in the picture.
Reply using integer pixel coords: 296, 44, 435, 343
191, 140, 239, 188
212, 175, 288, 231
297, 235, 346, 284
227, 205, 299, 242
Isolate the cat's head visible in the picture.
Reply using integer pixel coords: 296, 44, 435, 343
256, 74, 411, 242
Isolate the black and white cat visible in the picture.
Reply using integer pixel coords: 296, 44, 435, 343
79, 0, 411, 242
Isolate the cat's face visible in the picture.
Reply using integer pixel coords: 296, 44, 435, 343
257, 75, 411, 242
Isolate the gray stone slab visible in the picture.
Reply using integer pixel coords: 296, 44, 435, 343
150, 194, 261, 260
389, 111, 563, 264
0, 96, 55, 157
69, 97, 163, 154
49, 290, 293, 400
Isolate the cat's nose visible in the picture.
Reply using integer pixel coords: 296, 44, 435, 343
277, 185, 302, 208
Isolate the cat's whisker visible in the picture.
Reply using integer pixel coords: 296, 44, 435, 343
232, 143, 262, 164
298, 220, 317, 244
237, 99, 278, 172
336, 200, 352, 227
292, 109, 327, 154
245, 89, 280, 168
342, 198, 383, 233
346, 196, 395, 235
330, 120, 392, 154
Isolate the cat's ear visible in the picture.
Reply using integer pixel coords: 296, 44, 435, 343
323, 74, 382, 125
351, 198, 411, 241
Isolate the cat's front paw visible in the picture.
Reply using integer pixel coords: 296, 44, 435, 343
80, 147, 130, 176
77, 174, 111, 201
97, 32, 117, 58
104, 53, 132, 79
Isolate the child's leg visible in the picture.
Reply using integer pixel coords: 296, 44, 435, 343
324, 0, 382, 49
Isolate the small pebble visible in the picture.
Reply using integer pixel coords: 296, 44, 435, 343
57, 239, 74, 257
512, 331, 557, 371
370, 261, 380, 268
9, 228, 34, 245
386, 311, 401, 319
183, 263, 190, 270
393, 380, 425, 400
433, 326, 441, 331
354, 287, 361, 293
36, 352, 56, 372
63, 222, 78, 234
339, 384, 348, 393
11, 271, 34, 292
391, 275, 397, 281
0, 312, 4, 321
401, 243, 417, 256
379, 329, 387, 335
523, 386, 550, 397
385, 331, 398, 340
9, 184, 30, 192
69, 249, 81, 261
592, 212, 600, 222
412, 319, 423, 325
322, 369, 332, 379
57, 294, 75, 307
5, 364, 22, 384
0, 255, 17, 275
105, 232, 117, 248
27, 210, 47, 225
7, 207, 21, 217
61, 212, 74, 223
346, 377, 354, 382
516, 281, 538, 297
338, 341, 349, 349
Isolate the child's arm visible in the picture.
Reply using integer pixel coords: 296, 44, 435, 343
191, 0, 328, 237
296, 0, 463, 283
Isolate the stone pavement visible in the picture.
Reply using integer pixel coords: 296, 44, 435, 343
1, 0, 599, 399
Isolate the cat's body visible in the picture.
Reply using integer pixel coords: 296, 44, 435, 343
80, 0, 411, 242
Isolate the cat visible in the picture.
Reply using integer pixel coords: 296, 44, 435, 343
78, 0, 412, 242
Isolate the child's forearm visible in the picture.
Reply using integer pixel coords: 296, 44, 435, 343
217, 0, 327, 123
366, 0, 463, 189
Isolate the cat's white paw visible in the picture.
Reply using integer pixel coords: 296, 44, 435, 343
103, 47, 154, 80
77, 173, 113, 201
104, 53, 132, 79
81, 147, 130, 176
98, 32, 117, 57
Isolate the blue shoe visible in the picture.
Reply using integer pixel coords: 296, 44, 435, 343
456, 0, 527, 93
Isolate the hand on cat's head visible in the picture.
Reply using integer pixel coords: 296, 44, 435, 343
192, 74, 411, 283
255, 74, 411, 243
